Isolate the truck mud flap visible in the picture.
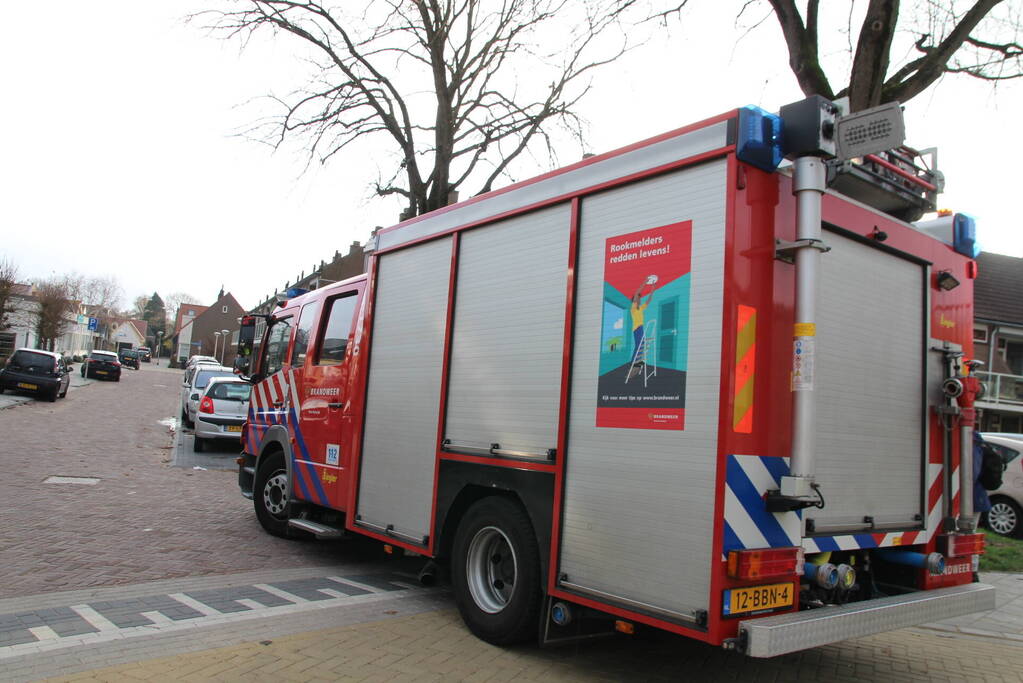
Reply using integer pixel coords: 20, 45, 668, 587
738, 583, 995, 658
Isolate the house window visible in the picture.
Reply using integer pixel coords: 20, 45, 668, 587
188, 310, 195, 316
973, 326, 989, 344
222, 305, 228, 313
0, 332, 14, 360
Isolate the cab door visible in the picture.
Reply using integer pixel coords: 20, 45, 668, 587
296, 285, 364, 511
248, 311, 295, 454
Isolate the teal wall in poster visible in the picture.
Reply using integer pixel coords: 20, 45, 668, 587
599, 273, 690, 376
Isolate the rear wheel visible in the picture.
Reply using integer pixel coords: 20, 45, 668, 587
986, 497, 1022, 538
451, 497, 541, 645
253, 451, 294, 538
193, 436, 205, 452
47, 385, 59, 402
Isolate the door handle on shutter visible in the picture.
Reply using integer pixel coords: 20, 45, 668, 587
272, 401, 284, 409
328, 402, 343, 409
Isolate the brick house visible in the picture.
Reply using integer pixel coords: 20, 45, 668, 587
973, 251, 1023, 433
174, 290, 245, 367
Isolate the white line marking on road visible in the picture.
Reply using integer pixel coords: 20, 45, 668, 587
316, 588, 349, 600
1, 588, 440, 660
70, 605, 119, 632
28, 626, 59, 641
139, 611, 175, 628
237, 599, 263, 610
326, 576, 382, 594
168, 593, 221, 617
253, 584, 310, 604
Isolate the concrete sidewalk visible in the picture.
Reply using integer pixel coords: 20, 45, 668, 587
920, 570, 1023, 643
4, 570, 1020, 682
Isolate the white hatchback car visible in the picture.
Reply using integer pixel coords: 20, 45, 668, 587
181, 364, 236, 428
193, 376, 252, 452
981, 432, 1023, 538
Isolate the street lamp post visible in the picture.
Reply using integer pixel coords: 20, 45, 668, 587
213, 332, 222, 362
220, 329, 230, 364
156, 330, 164, 365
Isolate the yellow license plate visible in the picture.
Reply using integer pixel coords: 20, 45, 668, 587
95, 370, 107, 375
17, 382, 38, 390
226, 425, 243, 432
723, 583, 793, 616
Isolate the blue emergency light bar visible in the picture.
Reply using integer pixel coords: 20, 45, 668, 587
735, 106, 784, 172
912, 213, 979, 258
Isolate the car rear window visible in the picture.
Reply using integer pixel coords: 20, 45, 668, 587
195, 370, 234, 388
90, 352, 117, 361
10, 351, 53, 370
208, 382, 251, 401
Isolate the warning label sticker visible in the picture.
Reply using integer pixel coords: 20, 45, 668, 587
791, 337, 815, 391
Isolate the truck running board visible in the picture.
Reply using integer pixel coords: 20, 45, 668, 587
737, 583, 995, 658
288, 518, 346, 539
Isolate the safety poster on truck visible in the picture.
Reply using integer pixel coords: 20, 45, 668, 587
596, 220, 692, 430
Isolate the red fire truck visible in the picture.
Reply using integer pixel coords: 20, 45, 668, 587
234, 96, 994, 656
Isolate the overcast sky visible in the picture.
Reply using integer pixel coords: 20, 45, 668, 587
2, 2, 1019, 312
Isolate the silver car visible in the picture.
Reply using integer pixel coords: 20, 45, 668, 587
181, 364, 236, 427
193, 377, 251, 452
982, 432, 1023, 538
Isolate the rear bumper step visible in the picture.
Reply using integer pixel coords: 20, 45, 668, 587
738, 582, 995, 658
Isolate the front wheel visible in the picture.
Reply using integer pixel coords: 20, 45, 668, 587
451, 497, 541, 645
253, 451, 296, 538
986, 497, 1023, 538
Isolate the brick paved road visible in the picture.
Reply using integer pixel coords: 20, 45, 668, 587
0, 362, 388, 599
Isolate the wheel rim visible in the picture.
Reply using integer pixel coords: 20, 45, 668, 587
466, 525, 517, 614
262, 470, 288, 518
988, 501, 1018, 535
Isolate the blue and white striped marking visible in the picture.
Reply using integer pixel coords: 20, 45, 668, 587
723, 455, 801, 553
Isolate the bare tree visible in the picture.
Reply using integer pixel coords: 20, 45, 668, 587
762, 0, 1020, 111
0, 258, 18, 331
130, 295, 149, 320
201, 0, 638, 217
34, 278, 74, 351
635, 1, 1021, 112
165, 292, 201, 327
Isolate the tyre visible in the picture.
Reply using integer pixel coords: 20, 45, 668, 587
451, 496, 541, 645
253, 451, 294, 538
47, 385, 59, 402
986, 497, 1023, 538
193, 436, 205, 452
59, 382, 68, 398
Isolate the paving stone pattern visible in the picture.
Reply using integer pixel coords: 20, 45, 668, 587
40, 608, 1023, 683
0, 363, 382, 599
0, 570, 421, 655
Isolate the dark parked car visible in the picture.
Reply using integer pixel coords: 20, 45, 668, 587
81, 350, 121, 381
119, 348, 140, 370
0, 348, 71, 401
137, 347, 152, 362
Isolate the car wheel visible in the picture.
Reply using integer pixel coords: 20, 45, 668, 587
60, 383, 69, 398
193, 436, 205, 453
47, 385, 59, 402
986, 497, 1023, 538
253, 451, 296, 538
451, 497, 541, 645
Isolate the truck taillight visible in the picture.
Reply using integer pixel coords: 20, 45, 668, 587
727, 547, 801, 580
199, 396, 215, 414
939, 533, 986, 558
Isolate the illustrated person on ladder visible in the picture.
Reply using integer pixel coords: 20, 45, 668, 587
628, 276, 656, 379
